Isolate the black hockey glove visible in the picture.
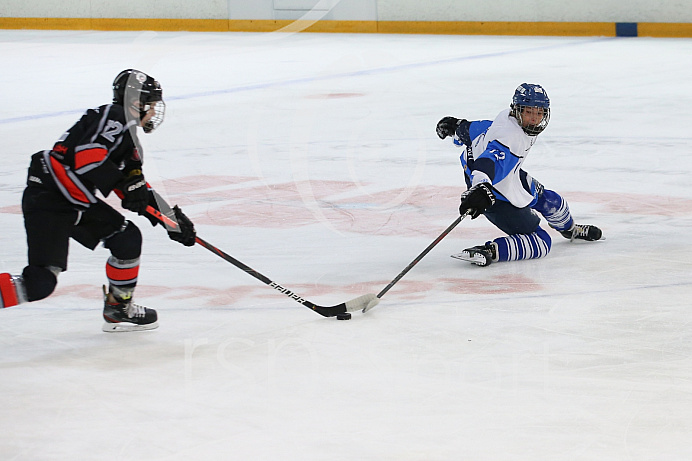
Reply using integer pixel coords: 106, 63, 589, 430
119, 171, 149, 215
436, 116, 463, 139
165, 205, 196, 247
459, 182, 495, 219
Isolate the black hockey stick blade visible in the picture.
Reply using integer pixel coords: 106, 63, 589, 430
362, 213, 469, 313
145, 205, 375, 317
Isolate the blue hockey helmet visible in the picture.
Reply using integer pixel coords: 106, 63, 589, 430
510, 83, 550, 136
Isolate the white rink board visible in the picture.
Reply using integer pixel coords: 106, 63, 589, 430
2, 0, 690, 21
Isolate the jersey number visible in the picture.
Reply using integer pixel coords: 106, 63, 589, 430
489, 148, 505, 161
101, 120, 124, 142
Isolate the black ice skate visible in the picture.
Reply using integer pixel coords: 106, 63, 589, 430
559, 224, 602, 242
451, 242, 497, 267
102, 286, 158, 332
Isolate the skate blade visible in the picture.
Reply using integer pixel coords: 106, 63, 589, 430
450, 252, 489, 266
102, 321, 159, 333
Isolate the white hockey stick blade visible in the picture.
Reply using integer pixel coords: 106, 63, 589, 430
102, 321, 159, 333
362, 296, 381, 313
344, 293, 378, 313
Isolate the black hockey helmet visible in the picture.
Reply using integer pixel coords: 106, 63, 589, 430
113, 69, 163, 106
112, 69, 165, 133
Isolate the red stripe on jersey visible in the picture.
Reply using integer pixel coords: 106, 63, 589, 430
49, 156, 90, 204
74, 147, 108, 170
106, 263, 140, 282
0, 273, 19, 307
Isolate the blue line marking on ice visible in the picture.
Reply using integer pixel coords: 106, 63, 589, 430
2, 109, 88, 124
0, 37, 611, 125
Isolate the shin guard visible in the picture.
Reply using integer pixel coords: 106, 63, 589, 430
105, 256, 140, 300
493, 227, 552, 262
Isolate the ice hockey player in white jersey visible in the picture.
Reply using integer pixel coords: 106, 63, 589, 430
436, 83, 602, 267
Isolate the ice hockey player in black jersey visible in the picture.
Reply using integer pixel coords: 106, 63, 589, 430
0, 69, 196, 332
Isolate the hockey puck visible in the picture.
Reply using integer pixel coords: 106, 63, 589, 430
336, 313, 352, 320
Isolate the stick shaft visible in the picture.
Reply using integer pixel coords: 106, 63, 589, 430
145, 205, 347, 316
376, 214, 467, 299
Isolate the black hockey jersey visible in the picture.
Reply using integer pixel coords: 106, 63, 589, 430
28, 104, 144, 208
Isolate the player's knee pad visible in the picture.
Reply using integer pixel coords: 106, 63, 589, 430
534, 188, 563, 213
534, 189, 573, 231
21, 265, 58, 302
104, 220, 142, 260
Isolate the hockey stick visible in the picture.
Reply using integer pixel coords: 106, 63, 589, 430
362, 211, 470, 313
145, 205, 375, 317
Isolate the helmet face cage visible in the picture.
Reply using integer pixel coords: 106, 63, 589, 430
510, 83, 550, 136
141, 99, 165, 134
112, 69, 166, 133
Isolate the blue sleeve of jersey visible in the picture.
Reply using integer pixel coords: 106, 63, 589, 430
469, 120, 492, 141
473, 140, 518, 184
453, 120, 492, 147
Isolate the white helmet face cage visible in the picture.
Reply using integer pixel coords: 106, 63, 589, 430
511, 104, 550, 136
142, 100, 166, 133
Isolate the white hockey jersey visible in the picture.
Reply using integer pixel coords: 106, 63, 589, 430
456, 109, 539, 208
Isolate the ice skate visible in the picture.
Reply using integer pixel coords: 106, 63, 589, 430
559, 224, 602, 241
451, 242, 497, 267
102, 286, 158, 332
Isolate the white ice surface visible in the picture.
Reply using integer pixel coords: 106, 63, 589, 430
1, 30, 692, 460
